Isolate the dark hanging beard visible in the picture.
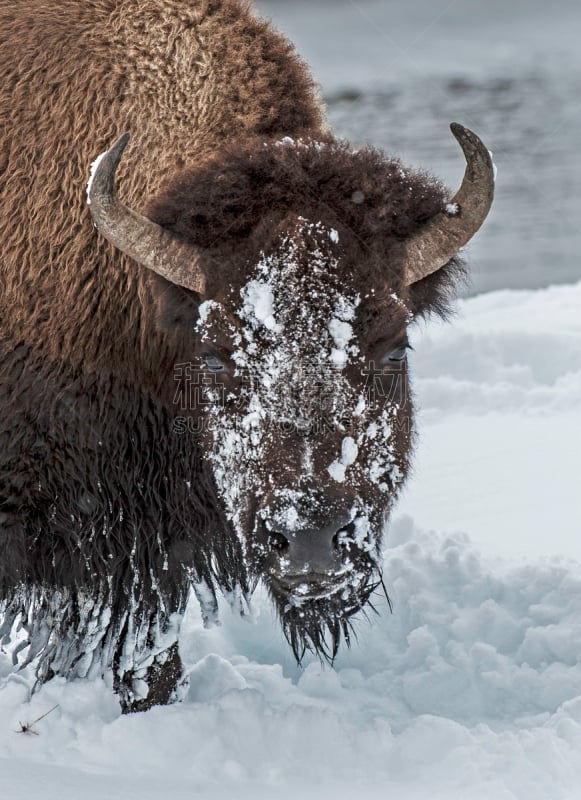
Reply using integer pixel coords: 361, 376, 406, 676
266, 561, 386, 664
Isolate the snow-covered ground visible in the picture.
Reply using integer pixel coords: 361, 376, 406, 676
2, 280, 580, 799
399, 280, 581, 561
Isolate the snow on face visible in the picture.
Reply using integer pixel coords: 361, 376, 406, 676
196, 220, 407, 590
241, 280, 282, 333
327, 436, 358, 483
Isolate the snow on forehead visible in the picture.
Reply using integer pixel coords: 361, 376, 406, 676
242, 280, 282, 333
237, 219, 359, 369
273, 136, 328, 153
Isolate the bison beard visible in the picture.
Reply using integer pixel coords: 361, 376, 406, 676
270, 570, 385, 664
0, 0, 493, 711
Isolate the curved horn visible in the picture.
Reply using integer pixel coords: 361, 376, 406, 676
403, 123, 495, 285
87, 133, 206, 294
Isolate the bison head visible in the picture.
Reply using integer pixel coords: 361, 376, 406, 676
87, 126, 494, 659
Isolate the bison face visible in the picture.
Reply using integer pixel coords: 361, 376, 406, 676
87, 126, 493, 659
191, 217, 413, 658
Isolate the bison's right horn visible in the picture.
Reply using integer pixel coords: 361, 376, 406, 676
87, 133, 207, 294
403, 123, 495, 285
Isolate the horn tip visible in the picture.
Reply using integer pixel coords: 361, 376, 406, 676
449, 122, 494, 173
108, 132, 131, 162
88, 132, 131, 212
450, 122, 477, 148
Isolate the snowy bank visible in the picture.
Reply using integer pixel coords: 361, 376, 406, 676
399, 280, 581, 560
1, 281, 580, 799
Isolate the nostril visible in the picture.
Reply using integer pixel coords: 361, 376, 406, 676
333, 521, 357, 554
268, 531, 289, 553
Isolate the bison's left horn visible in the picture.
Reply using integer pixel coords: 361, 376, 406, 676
403, 123, 495, 285
87, 133, 207, 294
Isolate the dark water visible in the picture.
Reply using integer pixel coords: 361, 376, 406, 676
257, 0, 581, 296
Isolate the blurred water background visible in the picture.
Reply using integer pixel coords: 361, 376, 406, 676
256, 0, 581, 296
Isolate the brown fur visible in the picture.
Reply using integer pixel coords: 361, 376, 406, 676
145, 135, 462, 317
0, 0, 465, 708
0, 0, 323, 375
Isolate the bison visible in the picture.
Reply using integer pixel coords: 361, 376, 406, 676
0, 0, 494, 711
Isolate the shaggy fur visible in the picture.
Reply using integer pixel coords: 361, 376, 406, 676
0, 0, 465, 709
145, 135, 464, 321
0, 0, 323, 708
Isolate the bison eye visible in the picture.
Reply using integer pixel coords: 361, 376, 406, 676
381, 340, 411, 365
201, 352, 228, 373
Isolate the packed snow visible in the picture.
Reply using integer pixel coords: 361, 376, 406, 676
241, 280, 282, 334
399, 280, 581, 561
328, 435, 359, 484
1, 279, 580, 799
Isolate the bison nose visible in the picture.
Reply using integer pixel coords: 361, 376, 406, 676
265, 514, 353, 575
